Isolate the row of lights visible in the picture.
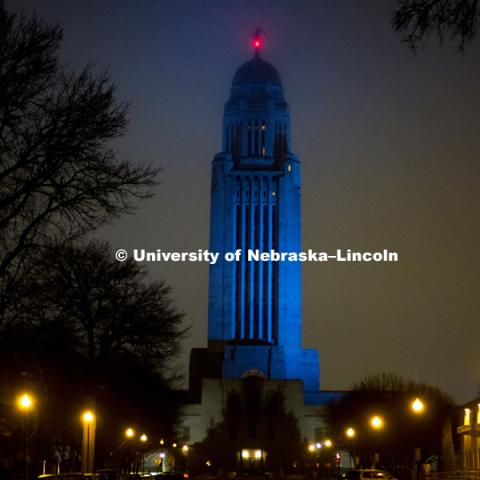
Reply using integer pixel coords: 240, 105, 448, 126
308, 397, 426, 451
366, 397, 425, 431
124, 427, 189, 452
17, 393, 189, 451
123, 427, 148, 443
308, 439, 333, 452
352, 398, 425, 433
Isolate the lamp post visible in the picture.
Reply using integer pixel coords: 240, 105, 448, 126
369, 416, 384, 468
410, 398, 426, 480
16, 393, 35, 480
81, 411, 96, 474
115, 427, 136, 473
345, 427, 357, 468
139, 434, 148, 473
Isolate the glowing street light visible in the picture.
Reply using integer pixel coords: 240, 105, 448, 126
16, 392, 35, 480
17, 393, 34, 411
370, 416, 384, 429
140, 434, 148, 442
182, 445, 189, 453
81, 410, 96, 473
83, 411, 94, 423
308, 444, 316, 452
346, 427, 356, 438
411, 398, 425, 414
125, 427, 135, 438
324, 439, 333, 447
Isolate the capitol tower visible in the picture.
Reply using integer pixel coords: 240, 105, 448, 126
205, 29, 320, 391
183, 31, 331, 453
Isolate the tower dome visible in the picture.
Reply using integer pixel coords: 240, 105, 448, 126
229, 54, 285, 103
232, 55, 282, 88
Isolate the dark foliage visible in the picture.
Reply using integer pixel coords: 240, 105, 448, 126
392, 0, 479, 51
0, 240, 187, 473
0, 2, 159, 319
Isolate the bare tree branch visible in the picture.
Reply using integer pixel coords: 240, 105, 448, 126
392, 0, 479, 51
0, 4, 160, 316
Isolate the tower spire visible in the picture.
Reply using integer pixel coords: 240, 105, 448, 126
252, 27, 265, 56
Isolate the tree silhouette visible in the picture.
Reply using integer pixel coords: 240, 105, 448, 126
392, 0, 479, 51
0, 3, 159, 319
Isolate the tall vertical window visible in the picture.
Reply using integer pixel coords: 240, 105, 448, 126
261, 122, 266, 156
235, 204, 242, 339
254, 204, 260, 337
465, 408, 471, 426
272, 203, 278, 343
248, 122, 253, 157
245, 204, 251, 338
262, 204, 269, 340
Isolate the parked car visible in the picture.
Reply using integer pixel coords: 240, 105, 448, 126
345, 470, 397, 480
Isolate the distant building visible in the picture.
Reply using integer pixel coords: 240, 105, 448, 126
180, 31, 342, 470
457, 397, 480, 470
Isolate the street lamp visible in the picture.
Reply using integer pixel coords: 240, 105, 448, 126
83, 411, 94, 423
369, 416, 384, 469
410, 398, 426, 480
125, 427, 135, 438
324, 439, 333, 447
411, 398, 425, 414
140, 434, 148, 442
81, 410, 96, 474
345, 427, 357, 468
16, 392, 35, 480
308, 444, 316, 452
370, 415, 384, 429
17, 393, 34, 411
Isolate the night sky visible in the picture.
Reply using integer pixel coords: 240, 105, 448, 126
8, 0, 480, 403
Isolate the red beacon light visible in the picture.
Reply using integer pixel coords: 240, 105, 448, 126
252, 27, 264, 54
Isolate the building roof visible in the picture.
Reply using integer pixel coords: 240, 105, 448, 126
232, 54, 282, 88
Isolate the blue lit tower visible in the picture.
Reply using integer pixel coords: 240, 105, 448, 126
190, 31, 319, 394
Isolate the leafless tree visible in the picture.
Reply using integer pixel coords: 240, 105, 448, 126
392, 0, 479, 51
0, 3, 159, 318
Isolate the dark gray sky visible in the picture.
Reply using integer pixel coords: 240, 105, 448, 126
8, 0, 480, 403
